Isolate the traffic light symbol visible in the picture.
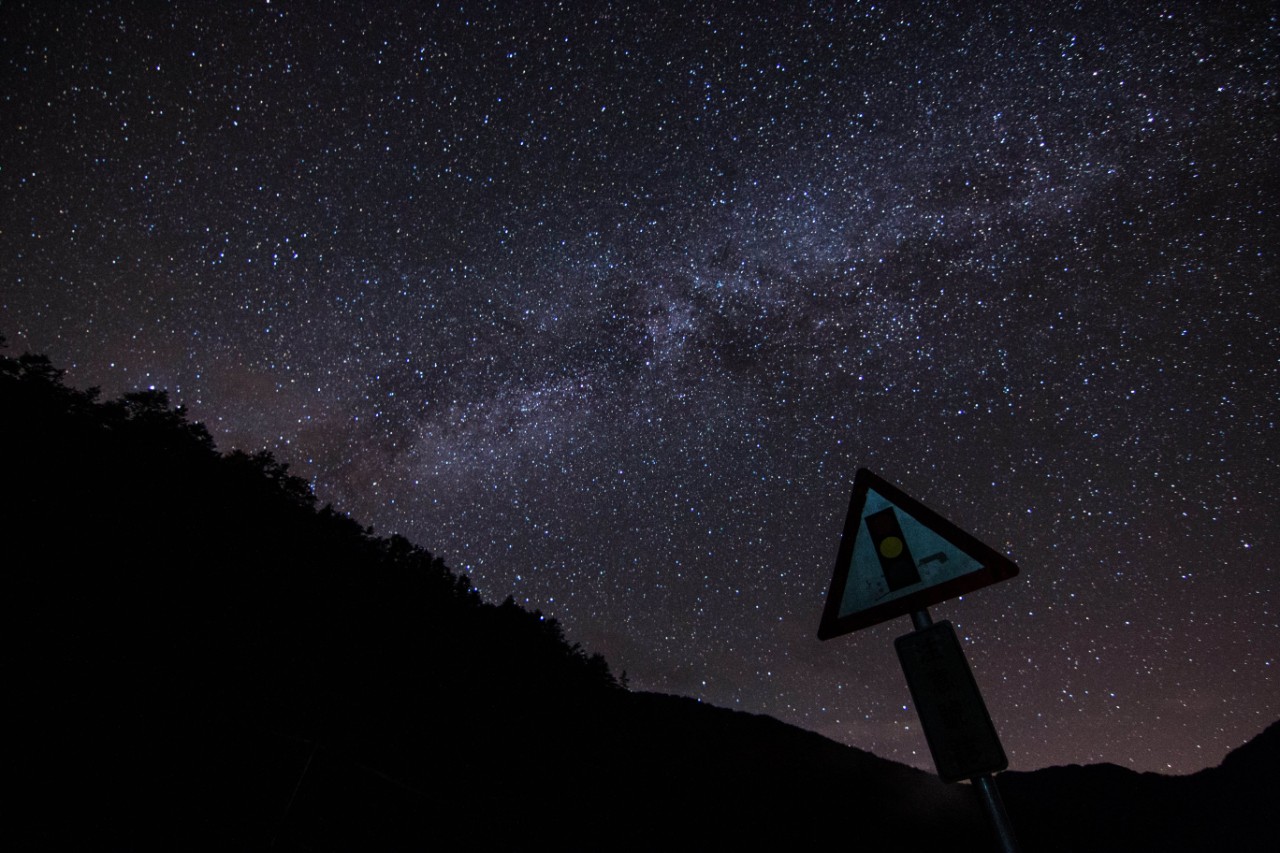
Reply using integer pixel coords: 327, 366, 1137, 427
865, 508, 922, 591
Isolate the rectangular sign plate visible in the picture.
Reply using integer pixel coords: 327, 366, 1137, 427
895, 620, 1008, 782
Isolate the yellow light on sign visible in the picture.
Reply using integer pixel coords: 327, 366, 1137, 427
879, 536, 904, 559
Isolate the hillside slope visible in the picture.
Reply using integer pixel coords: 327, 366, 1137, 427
3, 349, 981, 850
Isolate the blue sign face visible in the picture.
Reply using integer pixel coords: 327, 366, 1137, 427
818, 469, 1019, 639
838, 488, 986, 619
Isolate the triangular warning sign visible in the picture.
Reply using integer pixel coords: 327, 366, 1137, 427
818, 469, 1019, 639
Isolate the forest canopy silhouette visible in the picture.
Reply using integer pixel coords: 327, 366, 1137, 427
4, 344, 638, 846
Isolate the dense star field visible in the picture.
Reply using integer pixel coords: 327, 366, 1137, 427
2, 1, 1275, 774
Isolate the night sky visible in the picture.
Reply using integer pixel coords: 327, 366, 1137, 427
2, 1, 1275, 775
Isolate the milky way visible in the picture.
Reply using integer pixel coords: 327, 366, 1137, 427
2, 1, 1275, 774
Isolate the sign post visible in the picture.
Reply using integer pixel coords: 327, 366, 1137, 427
819, 469, 1021, 853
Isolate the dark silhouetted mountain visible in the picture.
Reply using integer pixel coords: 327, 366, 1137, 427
998, 721, 1277, 853
4, 346, 1272, 851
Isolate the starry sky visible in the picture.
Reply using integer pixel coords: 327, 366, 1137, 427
2, 1, 1276, 775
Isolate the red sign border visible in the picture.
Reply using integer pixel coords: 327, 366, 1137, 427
817, 469, 1020, 639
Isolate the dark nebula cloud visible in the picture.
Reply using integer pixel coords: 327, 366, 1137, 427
2, 1, 1275, 773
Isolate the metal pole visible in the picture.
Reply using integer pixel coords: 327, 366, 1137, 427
909, 608, 933, 631
906, 608, 1019, 853
973, 773, 1020, 853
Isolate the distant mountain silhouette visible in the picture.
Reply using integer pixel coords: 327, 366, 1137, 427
4, 344, 1273, 850
998, 721, 1278, 853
